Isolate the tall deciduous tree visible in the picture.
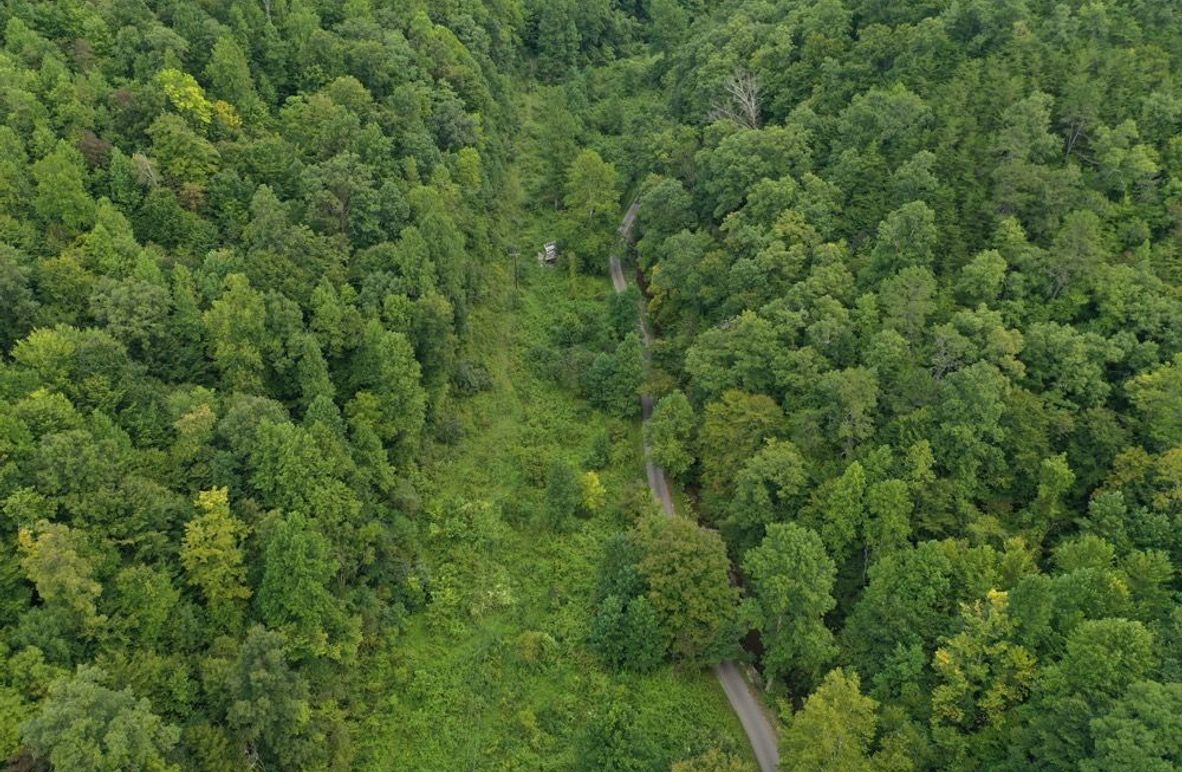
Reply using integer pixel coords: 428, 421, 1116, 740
345, 319, 426, 454
221, 626, 313, 769
17, 520, 103, 630
647, 390, 696, 479
203, 274, 268, 394
634, 515, 739, 665
22, 666, 179, 772
180, 488, 251, 630
699, 390, 784, 498
744, 523, 837, 691
930, 591, 1037, 764
782, 669, 878, 772
1023, 618, 1158, 768
32, 140, 95, 238
1128, 354, 1182, 450
257, 512, 356, 662
563, 148, 620, 264
1084, 681, 1182, 771
728, 439, 809, 550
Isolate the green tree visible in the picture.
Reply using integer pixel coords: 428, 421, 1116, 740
345, 319, 426, 453
220, 626, 313, 769
535, 89, 581, 205
588, 332, 644, 418
108, 565, 180, 648
1024, 618, 1158, 768
806, 460, 867, 561
878, 267, 937, 341
146, 113, 220, 187
544, 460, 581, 530
1084, 681, 1182, 772
590, 594, 667, 672
698, 126, 812, 218
634, 515, 739, 664
203, 274, 267, 393
1043, 210, 1106, 303
565, 149, 619, 225
956, 250, 1008, 305
1128, 354, 1182, 450
842, 541, 958, 676
727, 439, 808, 549
180, 488, 251, 630
32, 140, 95, 237
534, 0, 582, 82
647, 390, 696, 478
864, 479, 913, 564
817, 367, 879, 455
649, 0, 689, 57
869, 201, 938, 278
22, 666, 179, 772
204, 38, 264, 120
0, 244, 37, 350
581, 470, 607, 513
563, 148, 620, 263
744, 523, 837, 691
782, 669, 878, 772
257, 513, 357, 662
699, 390, 784, 498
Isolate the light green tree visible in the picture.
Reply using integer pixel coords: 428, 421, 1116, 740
180, 488, 251, 630
782, 669, 878, 772
22, 666, 179, 772
18, 520, 103, 629
647, 390, 696, 479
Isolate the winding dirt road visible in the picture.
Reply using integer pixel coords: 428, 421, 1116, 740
609, 206, 780, 771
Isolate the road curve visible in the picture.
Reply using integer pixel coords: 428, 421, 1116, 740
609, 210, 780, 771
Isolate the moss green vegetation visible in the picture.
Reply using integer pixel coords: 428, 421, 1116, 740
358, 261, 751, 769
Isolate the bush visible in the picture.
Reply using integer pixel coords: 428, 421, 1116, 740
452, 359, 492, 396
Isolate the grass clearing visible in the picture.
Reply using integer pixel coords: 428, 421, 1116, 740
357, 261, 752, 769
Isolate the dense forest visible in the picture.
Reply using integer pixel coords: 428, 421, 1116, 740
620, 0, 1182, 769
1, 0, 1182, 770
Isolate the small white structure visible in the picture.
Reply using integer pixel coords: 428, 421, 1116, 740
538, 241, 558, 266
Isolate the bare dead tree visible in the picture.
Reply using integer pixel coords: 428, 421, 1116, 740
708, 70, 762, 129
130, 152, 159, 188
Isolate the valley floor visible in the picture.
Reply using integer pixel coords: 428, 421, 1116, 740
356, 260, 753, 769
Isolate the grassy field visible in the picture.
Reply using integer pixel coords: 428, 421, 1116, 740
356, 259, 752, 769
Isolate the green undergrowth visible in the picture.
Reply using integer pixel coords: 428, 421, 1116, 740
357, 261, 751, 769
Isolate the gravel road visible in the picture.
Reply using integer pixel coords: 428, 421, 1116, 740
609, 206, 780, 771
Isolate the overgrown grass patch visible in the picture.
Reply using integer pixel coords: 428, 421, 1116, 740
357, 265, 751, 769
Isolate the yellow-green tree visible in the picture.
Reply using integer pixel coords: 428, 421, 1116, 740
930, 591, 1037, 764
18, 520, 103, 630
180, 488, 251, 630
782, 669, 878, 772
156, 68, 213, 125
